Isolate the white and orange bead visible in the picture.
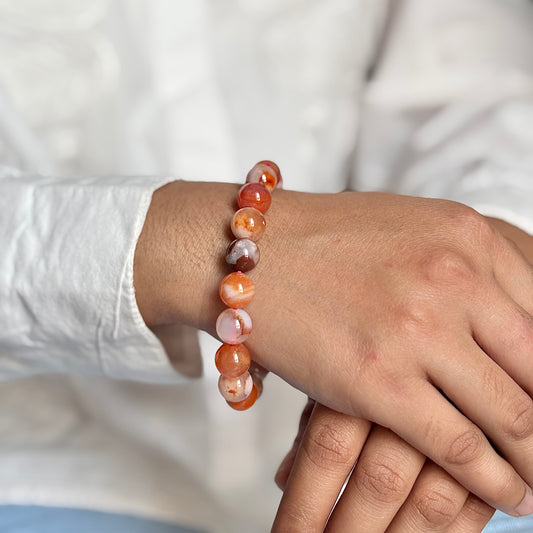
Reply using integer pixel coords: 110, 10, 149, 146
215, 308, 252, 344
246, 161, 282, 191
227, 384, 259, 411
231, 207, 266, 242
219, 271, 255, 308
218, 371, 253, 402
226, 238, 260, 272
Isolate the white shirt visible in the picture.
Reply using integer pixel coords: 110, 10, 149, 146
0, 1, 532, 531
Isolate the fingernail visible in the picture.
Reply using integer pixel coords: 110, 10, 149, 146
514, 487, 533, 516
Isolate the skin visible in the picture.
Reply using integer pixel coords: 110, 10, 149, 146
134, 180, 533, 517
273, 218, 533, 532
274, 400, 494, 532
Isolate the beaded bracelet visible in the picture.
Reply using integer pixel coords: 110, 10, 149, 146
215, 160, 282, 410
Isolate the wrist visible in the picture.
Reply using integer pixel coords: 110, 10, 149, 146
134, 180, 239, 331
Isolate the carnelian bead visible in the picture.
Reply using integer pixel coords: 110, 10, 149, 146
219, 271, 255, 308
227, 384, 258, 411
246, 163, 279, 192
231, 207, 266, 242
257, 160, 282, 189
226, 238, 260, 272
238, 183, 272, 213
249, 364, 267, 398
215, 343, 251, 377
253, 379, 263, 398
215, 308, 252, 344
218, 371, 253, 402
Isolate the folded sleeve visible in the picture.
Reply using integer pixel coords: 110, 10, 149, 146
354, 0, 533, 234
0, 167, 200, 382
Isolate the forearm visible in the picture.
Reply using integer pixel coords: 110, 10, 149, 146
133, 180, 235, 331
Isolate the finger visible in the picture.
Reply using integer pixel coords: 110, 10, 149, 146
372, 379, 533, 517
469, 287, 533, 397
386, 462, 468, 532
272, 405, 371, 533
447, 494, 495, 533
491, 224, 533, 314
325, 426, 425, 532
429, 336, 533, 509
275, 398, 316, 490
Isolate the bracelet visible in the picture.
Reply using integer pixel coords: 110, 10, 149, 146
215, 160, 282, 410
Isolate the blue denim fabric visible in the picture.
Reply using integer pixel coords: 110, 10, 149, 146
4, 504, 533, 532
0, 506, 204, 533
484, 510, 533, 532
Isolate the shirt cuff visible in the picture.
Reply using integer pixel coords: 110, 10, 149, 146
0, 171, 200, 383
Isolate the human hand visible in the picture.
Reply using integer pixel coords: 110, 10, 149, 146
486, 217, 533, 265
273, 399, 495, 532
135, 181, 533, 515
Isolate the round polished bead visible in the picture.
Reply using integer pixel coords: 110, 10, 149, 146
218, 371, 253, 402
238, 183, 272, 213
246, 163, 279, 192
253, 379, 263, 398
219, 272, 255, 308
227, 384, 259, 411
231, 207, 266, 242
215, 343, 251, 377
226, 238, 260, 272
257, 160, 282, 189
249, 364, 267, 398
249, 363, 268, 382
215, 308, 252, 344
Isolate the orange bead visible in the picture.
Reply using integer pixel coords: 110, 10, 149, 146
246, 163, 279, 192
231, 207, 266, 242
215, 343, 251, 377
219, 271, 255, 308
227, 384, 258, 411
256, 160, 282, 189
218, 371, 253, 402
253, 379, 263, 398
238, 183, 272, 213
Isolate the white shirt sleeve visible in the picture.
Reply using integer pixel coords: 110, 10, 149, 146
0, 166, 199, 383
355, 0, 533, 234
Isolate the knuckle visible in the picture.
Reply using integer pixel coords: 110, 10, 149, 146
302, 421, 355, 471
482, 365, 507, 404
487, 468, 519, 507
450, 205, 493, 245
412, 488, 461, 528
516, 313, 533, 351
444, 429, 484, 466
503, 396, 533, 440
499, 310, 533, 357
356, 453, 410, 503
276, 502, 315, 531
421, 249, 475, 286
395, 300, 436, 338
498, 233, 523, 260
460, 494, 495, 523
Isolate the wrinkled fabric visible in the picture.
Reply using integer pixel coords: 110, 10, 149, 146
354, 0, 533, 236
0, 1, 532, 531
